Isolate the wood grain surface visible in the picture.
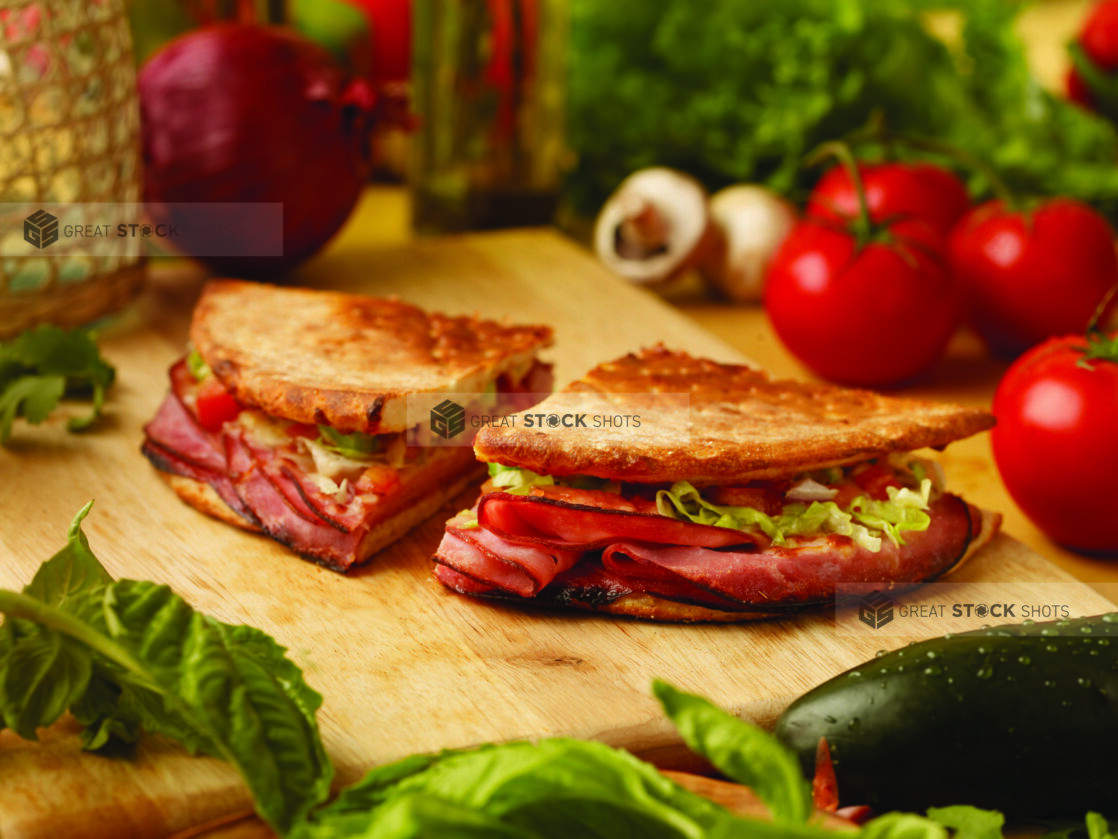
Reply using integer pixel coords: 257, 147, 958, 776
0, 229, 1112, 839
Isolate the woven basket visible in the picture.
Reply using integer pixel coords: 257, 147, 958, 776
0, 0, 145, 339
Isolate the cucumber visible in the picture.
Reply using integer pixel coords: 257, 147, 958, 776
773, 613, 1118, 817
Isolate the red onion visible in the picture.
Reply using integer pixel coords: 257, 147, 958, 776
139, 24, 377, 277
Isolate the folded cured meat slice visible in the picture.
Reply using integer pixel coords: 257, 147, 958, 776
435, 511, 582, 597
433, 490, 999, 620
477, 492, 757, 552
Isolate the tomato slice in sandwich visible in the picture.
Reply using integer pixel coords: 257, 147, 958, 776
195, 376, 242, 432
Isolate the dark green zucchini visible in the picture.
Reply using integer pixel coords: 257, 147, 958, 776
774, 613, 1118, 817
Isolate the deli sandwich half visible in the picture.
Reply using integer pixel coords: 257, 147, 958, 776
142, 279, 552, 571
433, 346, 1001, 621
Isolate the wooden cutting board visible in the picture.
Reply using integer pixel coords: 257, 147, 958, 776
0, 229, 1112, 839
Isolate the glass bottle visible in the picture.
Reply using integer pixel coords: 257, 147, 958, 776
410, 0, 566, 233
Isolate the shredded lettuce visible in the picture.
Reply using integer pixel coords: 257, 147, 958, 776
487, 463, 555, 494
849, 482, 933, 548
886, 452, 945, 492
186, 348, 210, 381
656, 480, 933, 553
487, 465, 934, 551
486, 464, 621, 495
317, 426, 381, 459
455, 509, 480, 530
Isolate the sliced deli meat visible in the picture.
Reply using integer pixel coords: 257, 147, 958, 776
144, 369, 485, 571
434, 490, 991, 615
477, 492, 760, 552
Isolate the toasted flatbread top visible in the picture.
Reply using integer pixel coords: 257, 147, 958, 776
473, 346, 994, 484
190, 280, 552, 433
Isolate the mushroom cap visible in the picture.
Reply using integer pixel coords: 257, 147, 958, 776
593, 167, 711, 285
704, 184, 797, 302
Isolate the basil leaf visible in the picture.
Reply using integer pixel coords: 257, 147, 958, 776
0, 502, 108, 738
297, 739, 765, 839
24, 501, 113, 606
0, 505, 332, 837
859, 812, 949, 839
326, 753, 443, 813
66, 580, 333, 834
298, 793, 535, 839
926, 805, 1005, 839
0, 625, 91, 739
71, 674, 141, 751
653, 679, 813, 825
1087, 812, 1118, 839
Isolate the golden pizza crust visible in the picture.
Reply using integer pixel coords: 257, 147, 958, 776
190, 279, 552, 434
474, 346, 994, 485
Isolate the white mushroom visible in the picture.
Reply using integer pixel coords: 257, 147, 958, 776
698, 184, 797, 303
593, 167, 713, 285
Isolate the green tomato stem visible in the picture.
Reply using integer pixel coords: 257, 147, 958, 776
890, 132, 1017, 209
811, 140, 875, 247
1078, 283, 1118, 369
1069, 43, 1118, 122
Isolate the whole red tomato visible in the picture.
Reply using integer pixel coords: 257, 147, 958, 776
1066, 0, 1118, 111
992, 333, 1118, 553
764, 218, 961, 387
806, 162, 970, 237
948, 198, 1118, 359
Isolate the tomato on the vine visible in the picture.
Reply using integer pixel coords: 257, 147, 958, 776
806, 161, 970, 237
948, 198, 1118, 359
991, 332, 1118, 553
764, 216, 961, 387
1066, 0, 1118, 113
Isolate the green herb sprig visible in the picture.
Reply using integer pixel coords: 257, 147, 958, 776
0, 325, 115, 444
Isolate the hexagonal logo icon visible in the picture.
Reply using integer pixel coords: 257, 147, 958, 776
24, 209, 59, 249
430, 399, 466, 439
858, 589, 894, 629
